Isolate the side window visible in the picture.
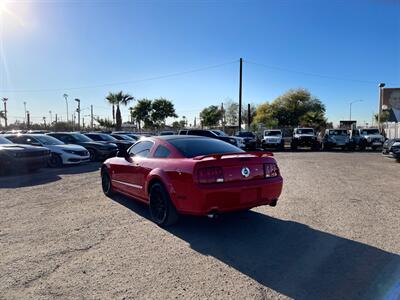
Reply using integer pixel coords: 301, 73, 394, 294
56, 135, 71, 143
128, 141, 154, 158
25, 136, 40, 145
86, 134, 100, 141
153, 145, 171, 158
5, 136, 18, 143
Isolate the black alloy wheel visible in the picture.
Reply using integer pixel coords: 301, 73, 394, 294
149, 183, 179, 227
101, 170, 114, 197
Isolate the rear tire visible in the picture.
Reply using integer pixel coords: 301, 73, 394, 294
101, 170, 114, 197
48, 154, 63, 168
149, 183, 179, 227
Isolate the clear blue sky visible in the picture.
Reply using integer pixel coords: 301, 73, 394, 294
1, 0, 399, 126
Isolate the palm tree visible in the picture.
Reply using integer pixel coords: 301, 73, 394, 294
106, 91, 134, 130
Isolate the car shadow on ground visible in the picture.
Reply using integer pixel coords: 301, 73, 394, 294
0, 163, 101, 188
109, 194, 400, 300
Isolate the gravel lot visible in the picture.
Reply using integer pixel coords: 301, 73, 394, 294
1, 152, 399, 300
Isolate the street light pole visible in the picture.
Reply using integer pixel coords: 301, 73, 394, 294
23, 101, 27, 124
63, 94, 69, 123
349, 100, 363, 121
378, 83, 385, 131
2, 97, 8, 128
75, 98, 81, 130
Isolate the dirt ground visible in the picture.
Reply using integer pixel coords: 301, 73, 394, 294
1, 152, 399, 299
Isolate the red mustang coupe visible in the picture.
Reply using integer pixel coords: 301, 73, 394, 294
101, 135, 283, 226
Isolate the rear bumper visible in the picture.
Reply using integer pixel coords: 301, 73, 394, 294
174, 176, 283, 216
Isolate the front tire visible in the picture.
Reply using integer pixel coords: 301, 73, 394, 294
88, 149, 97, 162
149, 183, 179, 227
101, 170, 114, 197
48, 154, 63, 168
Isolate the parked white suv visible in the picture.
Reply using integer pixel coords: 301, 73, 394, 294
5, 134, 90, 167
262, 129, 284, 150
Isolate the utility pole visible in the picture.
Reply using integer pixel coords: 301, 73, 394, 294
63, 94, 69, 123
90, 105, 94, 130
23, 101, 27, 124
49, 110, 53, 125
75, 98, 81, 130
247, 103, 251, 129
238, 58, 243, 132
82, 117, 85, 129
43, 116, 46, 128
26, 111, 30, 128
55, 114, 58, 124
2, 97, 8, 128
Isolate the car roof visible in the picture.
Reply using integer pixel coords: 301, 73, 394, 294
148, 135, 210, 141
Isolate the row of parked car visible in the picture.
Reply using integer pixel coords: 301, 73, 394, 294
0, 126, 398, 175
0, 131, 150, 174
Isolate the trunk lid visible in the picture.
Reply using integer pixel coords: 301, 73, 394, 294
193, 152, 277, 183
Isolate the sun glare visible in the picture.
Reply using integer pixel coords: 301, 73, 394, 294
0, 0, 24, 26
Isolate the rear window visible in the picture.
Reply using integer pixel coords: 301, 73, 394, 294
169, 138, 243, 158
153, 145, 171, 158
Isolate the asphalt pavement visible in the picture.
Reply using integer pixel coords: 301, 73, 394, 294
0, 152, 399, 299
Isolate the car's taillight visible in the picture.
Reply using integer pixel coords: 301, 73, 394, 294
197, 167, 224, 184
264, 163, 279, 178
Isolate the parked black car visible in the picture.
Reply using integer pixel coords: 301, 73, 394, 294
112, 131, 142, 141
235, 131, 257, 150
382, 138, 400, 160
0, 136, 50, 174
47, 132, 118, 162
110, 133, 137, 142
84, 132, 133, 152
178, 129, 237, 146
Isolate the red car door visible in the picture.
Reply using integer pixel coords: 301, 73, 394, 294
115, 141, 154, 199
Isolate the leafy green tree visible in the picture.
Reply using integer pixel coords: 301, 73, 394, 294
253, 88, 326, 128
224, 100, 239, 125
151, 98, 178, 128
106, 91, 134, 130
200, 105, 223, 127
131, 99, 153, 130
299, 111, 327, 130
253, 103, 278, 128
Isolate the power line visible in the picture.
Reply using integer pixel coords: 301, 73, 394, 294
244, 60, 400, 86
0, 60, 238, 93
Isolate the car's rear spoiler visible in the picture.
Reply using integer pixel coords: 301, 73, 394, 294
193, 151, 274, 160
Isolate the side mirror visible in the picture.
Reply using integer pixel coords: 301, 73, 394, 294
117, 149, 130, 160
